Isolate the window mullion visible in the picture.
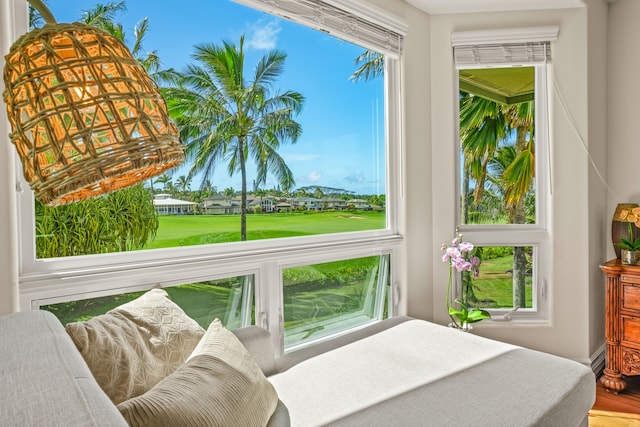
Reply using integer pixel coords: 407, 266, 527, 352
259, 260, 284, 357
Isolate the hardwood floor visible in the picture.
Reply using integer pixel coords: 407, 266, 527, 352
589, 375, 640, 426
593, 375, 640, 415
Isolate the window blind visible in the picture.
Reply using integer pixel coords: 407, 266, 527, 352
452, 26, 558, 67
232, 0, 406, 57
454, 42, 551, 66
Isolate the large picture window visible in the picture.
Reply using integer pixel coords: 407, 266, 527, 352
14, 0, 406, 353
30, 0, 395, 260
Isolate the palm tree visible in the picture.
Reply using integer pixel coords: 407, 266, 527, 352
165, 182, 178, 198
176, 175, 192, 195
350, 49, 384, 82
163, 36, 305, 241
460, 93, 535, 307
79, 2, 161, 75
155, 174, 171, 192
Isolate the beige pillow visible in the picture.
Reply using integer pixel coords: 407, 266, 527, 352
117, 319, 278, 427
66, 289, 205, 404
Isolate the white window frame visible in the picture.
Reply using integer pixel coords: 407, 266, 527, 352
452, 27, 557, 325
9, 0, 407, 352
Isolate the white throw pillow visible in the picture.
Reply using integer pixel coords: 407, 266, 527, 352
65, 289, 205, 404
117, 319, 278, 427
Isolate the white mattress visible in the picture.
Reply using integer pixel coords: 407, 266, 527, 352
269, 320, 517, 426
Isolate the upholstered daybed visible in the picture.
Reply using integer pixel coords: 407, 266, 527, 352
0, 292, 595, 426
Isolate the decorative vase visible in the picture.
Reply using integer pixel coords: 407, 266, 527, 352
621, 250, 640, 265
612, 203, 639, 259
448, 322, 473, 332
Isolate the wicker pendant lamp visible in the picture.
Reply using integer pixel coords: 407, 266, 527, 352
2, 0, 184, 206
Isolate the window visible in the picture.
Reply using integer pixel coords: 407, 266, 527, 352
29, 0, 401, 261
39, 275, 255, 329
282, 254, 390, 349
13, 0, 406, 352
452, 27, 557, 322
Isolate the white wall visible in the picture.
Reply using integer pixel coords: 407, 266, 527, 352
607, 1, 640, 235
586, 0, 609, 366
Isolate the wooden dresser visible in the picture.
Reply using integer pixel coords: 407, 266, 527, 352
600, 259, 640, 393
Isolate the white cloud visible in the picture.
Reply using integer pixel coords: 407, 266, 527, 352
344, 172, 366, 184
298, 170, 322, 183
245, 19, 281, 50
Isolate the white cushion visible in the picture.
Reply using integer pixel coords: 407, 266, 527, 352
65, 289, 205, 404
117, 319, 279, 427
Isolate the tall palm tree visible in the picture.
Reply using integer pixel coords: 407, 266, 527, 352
176, 175, 192, 195
79, 2, 161, 74
460, 93, 535, 307
163, 36, 305, 241
155, 174, 171, 192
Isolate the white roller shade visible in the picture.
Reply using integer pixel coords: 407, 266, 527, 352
454, 42, 551, 66
232, 0, 406, 57
452, 26, 558, 67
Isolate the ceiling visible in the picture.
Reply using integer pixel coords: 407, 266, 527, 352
404, 0, 586, 14
459, 68, 535, 104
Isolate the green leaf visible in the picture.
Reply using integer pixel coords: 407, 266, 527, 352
465, 309, 491, 323
448, 307, 465, 322
617, 237, 640, 250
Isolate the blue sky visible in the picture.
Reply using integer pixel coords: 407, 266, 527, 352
45, 0, 386, 195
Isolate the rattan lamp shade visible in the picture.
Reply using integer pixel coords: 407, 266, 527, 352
2, 22, 185, 206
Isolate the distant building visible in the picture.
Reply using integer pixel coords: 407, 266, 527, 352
323, 198, 348, 210
194, 194, 371, 214
274, 201, 293, 212
200, 195, 241, 214
153, 194, 197, 215
346, 198, 372, 211
292, 197, 322, 211
248, 196, 274, 213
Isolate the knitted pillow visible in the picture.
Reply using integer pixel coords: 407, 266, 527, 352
117, 319, 278, 427
65, 289, 205, 404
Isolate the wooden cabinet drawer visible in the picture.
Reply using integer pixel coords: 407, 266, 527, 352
623, 283, 640, 311
622, 316, 640, 348
622, 274, 640, 285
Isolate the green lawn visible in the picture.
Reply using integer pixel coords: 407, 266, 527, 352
473, 255, 533, 308
143, 211, 386, 249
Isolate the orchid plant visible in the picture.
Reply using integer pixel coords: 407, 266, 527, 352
441, 232, 490, 329
616, 207, 640, 251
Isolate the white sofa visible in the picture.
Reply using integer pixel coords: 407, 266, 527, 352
0, 310, 595, 426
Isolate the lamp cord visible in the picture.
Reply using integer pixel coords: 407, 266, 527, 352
27, 0, 56, 24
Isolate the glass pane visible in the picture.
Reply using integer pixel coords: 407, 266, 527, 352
40, 275, 255, 329
459, 67, 536, 226
462, 246, 533, 310
283, 255, 390, 348
36, 0, 387, 258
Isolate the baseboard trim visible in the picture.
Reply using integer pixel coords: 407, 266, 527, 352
589, 342, 606, 376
